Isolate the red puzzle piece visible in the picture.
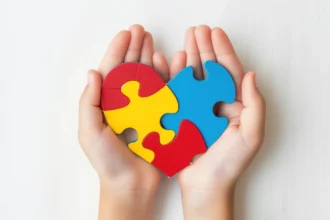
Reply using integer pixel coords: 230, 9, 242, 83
101, 89, 129, 111
135, 63, 165, 96
101, 63, 166, 110
142, 120, 207, 177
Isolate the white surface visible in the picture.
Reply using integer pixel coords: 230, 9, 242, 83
1, 0, 330, 219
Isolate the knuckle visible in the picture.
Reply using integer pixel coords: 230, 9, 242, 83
77, 128, 84, 145
79, 87, 88, 107
255, 93, 266, 108
260, 94, 266, 106
78, 129, 88, 147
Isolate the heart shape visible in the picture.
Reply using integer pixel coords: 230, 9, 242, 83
101, 61, 236, 177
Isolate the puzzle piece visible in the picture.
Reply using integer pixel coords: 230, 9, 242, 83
101, 63, 166, 110
161, 60, 236, 148
103, 81, 178, 162
143, 120, 207, 177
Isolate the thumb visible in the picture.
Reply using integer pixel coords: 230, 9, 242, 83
78, 70, 103, 140
239, 72, 266, 150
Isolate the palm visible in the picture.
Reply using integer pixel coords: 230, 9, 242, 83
169, 26, 265, 189
178, 101, 250, 189
97, 126, 161, 187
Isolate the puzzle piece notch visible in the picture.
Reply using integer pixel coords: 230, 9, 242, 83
161, 60, 236, 148
101, 63, 166, 111
103, 80, 178, 162
135, 63, 166, 96
101, 89, 130, 111
143, 120, 207, 177
102, 62, 137, 89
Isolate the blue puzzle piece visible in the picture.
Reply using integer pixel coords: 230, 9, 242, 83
161, 60, 236, 148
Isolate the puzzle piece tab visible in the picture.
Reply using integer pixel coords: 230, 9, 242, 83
161, 60, 236, 148
104, 81, 178, 162
101, 63, 166, 110
143, 120, 207, 177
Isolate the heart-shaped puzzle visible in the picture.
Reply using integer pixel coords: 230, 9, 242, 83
101, 61, 236, 177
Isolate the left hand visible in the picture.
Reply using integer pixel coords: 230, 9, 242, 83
170, 25, 266, 219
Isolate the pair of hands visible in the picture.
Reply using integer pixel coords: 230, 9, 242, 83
78, 24, 266, 220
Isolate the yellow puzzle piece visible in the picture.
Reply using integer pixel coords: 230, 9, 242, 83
103, 81, 178, 162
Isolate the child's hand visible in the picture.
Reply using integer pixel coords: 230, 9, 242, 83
171, 26, 266, 219
78, 25, 169, 220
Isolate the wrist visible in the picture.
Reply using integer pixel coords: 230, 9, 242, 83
98, 171, 160, 195
180, 185, 235, 220
98, 178, 157, 220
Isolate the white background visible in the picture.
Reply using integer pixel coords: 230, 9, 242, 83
1, 0, 330, 219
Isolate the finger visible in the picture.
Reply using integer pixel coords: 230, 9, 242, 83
185, 27, 203, 80
98, 30, 131, 78
239, 72, 266, 150
124, 24, 145, 62
212, 28, 244, 101
170, 50, 187, 79
191, 154, 202, 163
79, 70, 104, 140
194, 25, 217, 77
153, 52, 170, 82
216, 101, 242, 128
139, 32, 154, 66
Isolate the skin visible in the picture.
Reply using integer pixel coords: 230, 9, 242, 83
79, 24, 168, 220
78, 24, 266, 220
174, 26, 266, 220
